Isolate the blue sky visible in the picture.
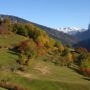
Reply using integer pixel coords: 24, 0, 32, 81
0, 0, 90, 28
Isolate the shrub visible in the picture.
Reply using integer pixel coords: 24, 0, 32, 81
78, 66, 90, 77
18, 40, 37, 65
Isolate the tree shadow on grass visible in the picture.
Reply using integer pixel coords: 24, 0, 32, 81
68, 66, 81, 74
69, 66, 90, 81
8, 51, 19, 56
8, 48, 20, 56
83, 78, 90, 81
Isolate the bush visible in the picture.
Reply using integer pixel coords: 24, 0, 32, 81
78, 66, 90, 77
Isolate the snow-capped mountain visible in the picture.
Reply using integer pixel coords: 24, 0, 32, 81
56, 27, 87, 35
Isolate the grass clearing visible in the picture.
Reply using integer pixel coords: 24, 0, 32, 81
0, 34, 24, 67
0, 34, 24, 47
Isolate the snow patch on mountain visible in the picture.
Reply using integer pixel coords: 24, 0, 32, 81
56, 27, 87, 35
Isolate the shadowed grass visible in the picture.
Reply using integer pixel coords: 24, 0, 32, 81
0, 49, 18, 67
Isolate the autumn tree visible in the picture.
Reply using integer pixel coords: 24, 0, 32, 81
78, 53, 90, 77
54, 40, 64, 53
18, 39, 37, 65
12, 23, 28, 36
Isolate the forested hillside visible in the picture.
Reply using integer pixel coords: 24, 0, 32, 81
0, 17, 90, 90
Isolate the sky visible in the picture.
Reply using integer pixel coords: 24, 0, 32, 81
0, 0, 90, 28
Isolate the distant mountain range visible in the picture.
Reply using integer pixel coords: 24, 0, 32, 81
0, 14, 79, 45
56, 24, 90, 52
56, 24, 90, 41
73, 24, 90, 51
56, 27, 87, 35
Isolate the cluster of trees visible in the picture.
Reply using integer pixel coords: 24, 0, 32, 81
15, 38, 75, 68
47, 46, 74, 67
8, 22, 68, 68
74, 47, 90, 77
15, 39, 65, 67
10, 23, 46, 39
5, 18, 76, 68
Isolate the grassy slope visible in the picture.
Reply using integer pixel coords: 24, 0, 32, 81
0, 34, 24, 67
22, 57, 90, 90
0, 34, 90, 90
0, 49, 18, 67
0, 34, 25, 89
0, 87, 7, 90
0, 57, 90, 90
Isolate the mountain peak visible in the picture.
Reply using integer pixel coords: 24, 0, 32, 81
56, 27, 86, 35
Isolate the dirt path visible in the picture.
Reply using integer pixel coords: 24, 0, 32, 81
16, 71, 37, 79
